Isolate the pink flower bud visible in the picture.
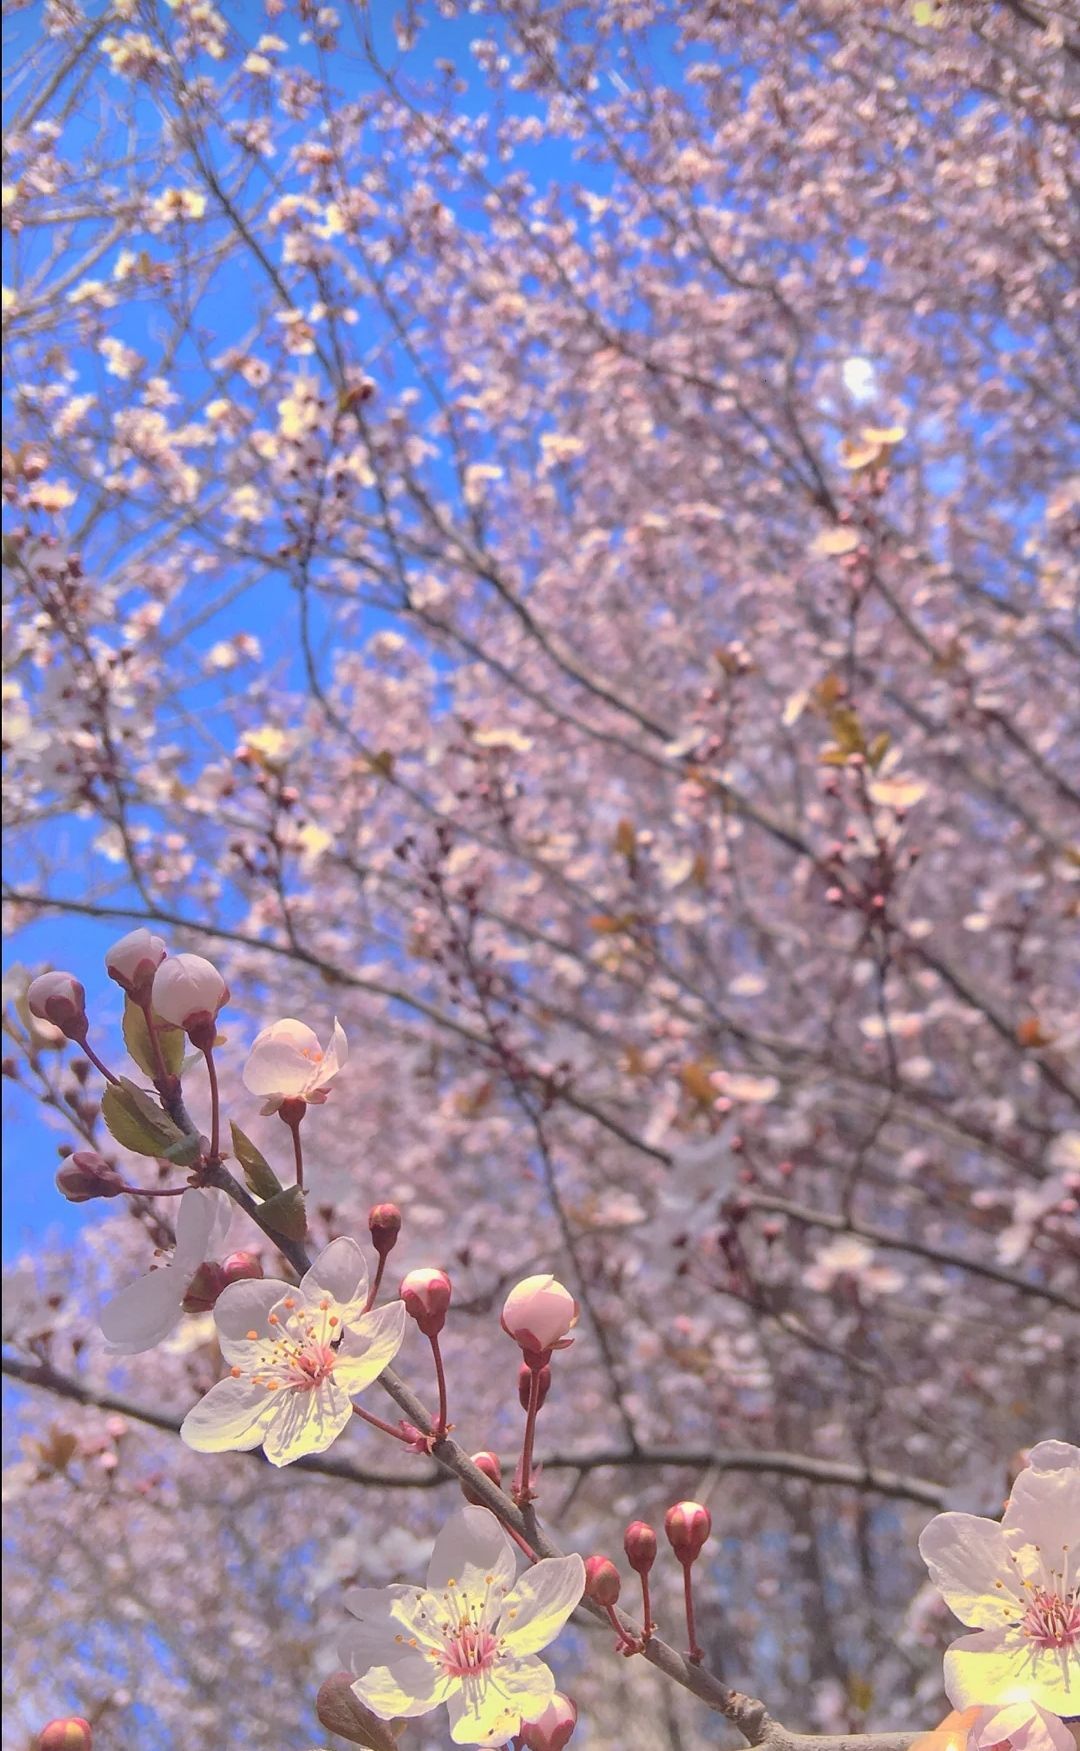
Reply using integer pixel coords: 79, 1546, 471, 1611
583, 1555, 621, 1607
665, 1500, 711, 1565
55, 1153, 125, 1203
104, 928, 167, 1002
151, 954, 228, 1046
181, 1260, 228, 1314
368, 1203, 402, 1259
519, 1360, 551, 1411
519, 1692, 578, 1751
220, 1251, 263, 1286
501, 1274, 578, 1362
623, 1520, 658, 1576
463, 1449, 502, 1505
37, 1724, 93, 1751
399, 1267, 452, 1337
27, 972, 87, 1041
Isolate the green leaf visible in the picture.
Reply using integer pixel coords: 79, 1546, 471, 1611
229, 1121, 283, 1200
259, 1185, 307, 1241
101, 1077, 190, 1158
122, 997, 185, 1080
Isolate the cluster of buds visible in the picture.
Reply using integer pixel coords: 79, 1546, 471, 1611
581, 1501, 712, 1664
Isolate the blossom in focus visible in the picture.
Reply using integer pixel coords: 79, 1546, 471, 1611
342, 1505, 585, 1745
180, 1237, 405, 1467
151, 953, 228, 1041
100, 1188, 234, 1354
501, 1275, 578, 1360
104, 927, 167, 1001
242, 1016, 348, 1113
918, 1439, 1080, 1712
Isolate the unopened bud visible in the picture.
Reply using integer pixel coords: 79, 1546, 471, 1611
623, 1520, 657, 1576
181, 1260, 228, 1313
315, 1671, 400, 1750
27, 972, 88, 1041
104, 928, 167, 1003
151, 954, 228, 1047
519, 1361, 551, 1412
220, 1250, 263, 1286
501, 1273, 578, 1363
368, 1203, 402, 1259
463, 1450, 502, 1505
519, 1692, 578, 1751
37, 1723, 92, 1751
583, 1555, 621, 1607
399, 1267, 452, 1337
56, 1153, 125, 1203
665, 1500, 712, 1565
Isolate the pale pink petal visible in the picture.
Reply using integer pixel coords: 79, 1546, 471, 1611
317, 1018, 348, 1086
919, 1512, 1025, 1626
975, 1703, 1077, 1751
496, 1554, 586, 1656
446, 1655, 554, 1744
333, 1302, 407, 1397
174, 1186, 233, 1269
1025, 1441, 1079, 1474
243, 1028, 319, 1097
261, 1376, 354, 1465
341, 1586, 425, 1670
100, 1265, 184, 1353
180, 1377, 278, 1453
426, 1506, 517, 1594
1003, 1463, 1080, 1570
300, 1236, 369, 1321
943, 1623, 1075, 1712
214, 1277, 288, 1362
349, 1654, 451, 1719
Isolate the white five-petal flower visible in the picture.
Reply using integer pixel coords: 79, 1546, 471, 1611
180, 1237, 404, 1467
919, 1440, 1080, 1713
342, 1506, 585, 1746
100, 1188, 233, 1354
242, 1016, 348, 1113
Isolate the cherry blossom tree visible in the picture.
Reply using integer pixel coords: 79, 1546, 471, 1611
3, 1, 1078, 1747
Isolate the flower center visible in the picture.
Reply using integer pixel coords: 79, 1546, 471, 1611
1022, 1584, 1080, 1650
440, 1624, 499, 1680
243, 1298, 342, 1393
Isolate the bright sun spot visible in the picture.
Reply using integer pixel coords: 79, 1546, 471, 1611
842, 356, 877, 401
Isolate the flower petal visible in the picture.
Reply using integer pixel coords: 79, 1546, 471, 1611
100, 1265, 184, 1354
1003, 1462, 1080, 1578
426, 1506, 517, 1595
943, 1623, 1077, 1712
243, 1019, 323, 1097
1025, 1441, 1079, 1474
300, 1235, 370, 1322
976, 1703, 1077, 1751
341, 1586, 425, 1670
497, 1553, 585, 1655
350, 1654, 452, 1720
918, 1511, 1024, 1626
317, 1018, 348, 1087
333, 1301, 407, 1395
180, 1376, 277, 1453
446, 1655, 554, 1745
214, 1276, 289, 1363
174, 1186, 232, 1268
262, 1377, 354, 1466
